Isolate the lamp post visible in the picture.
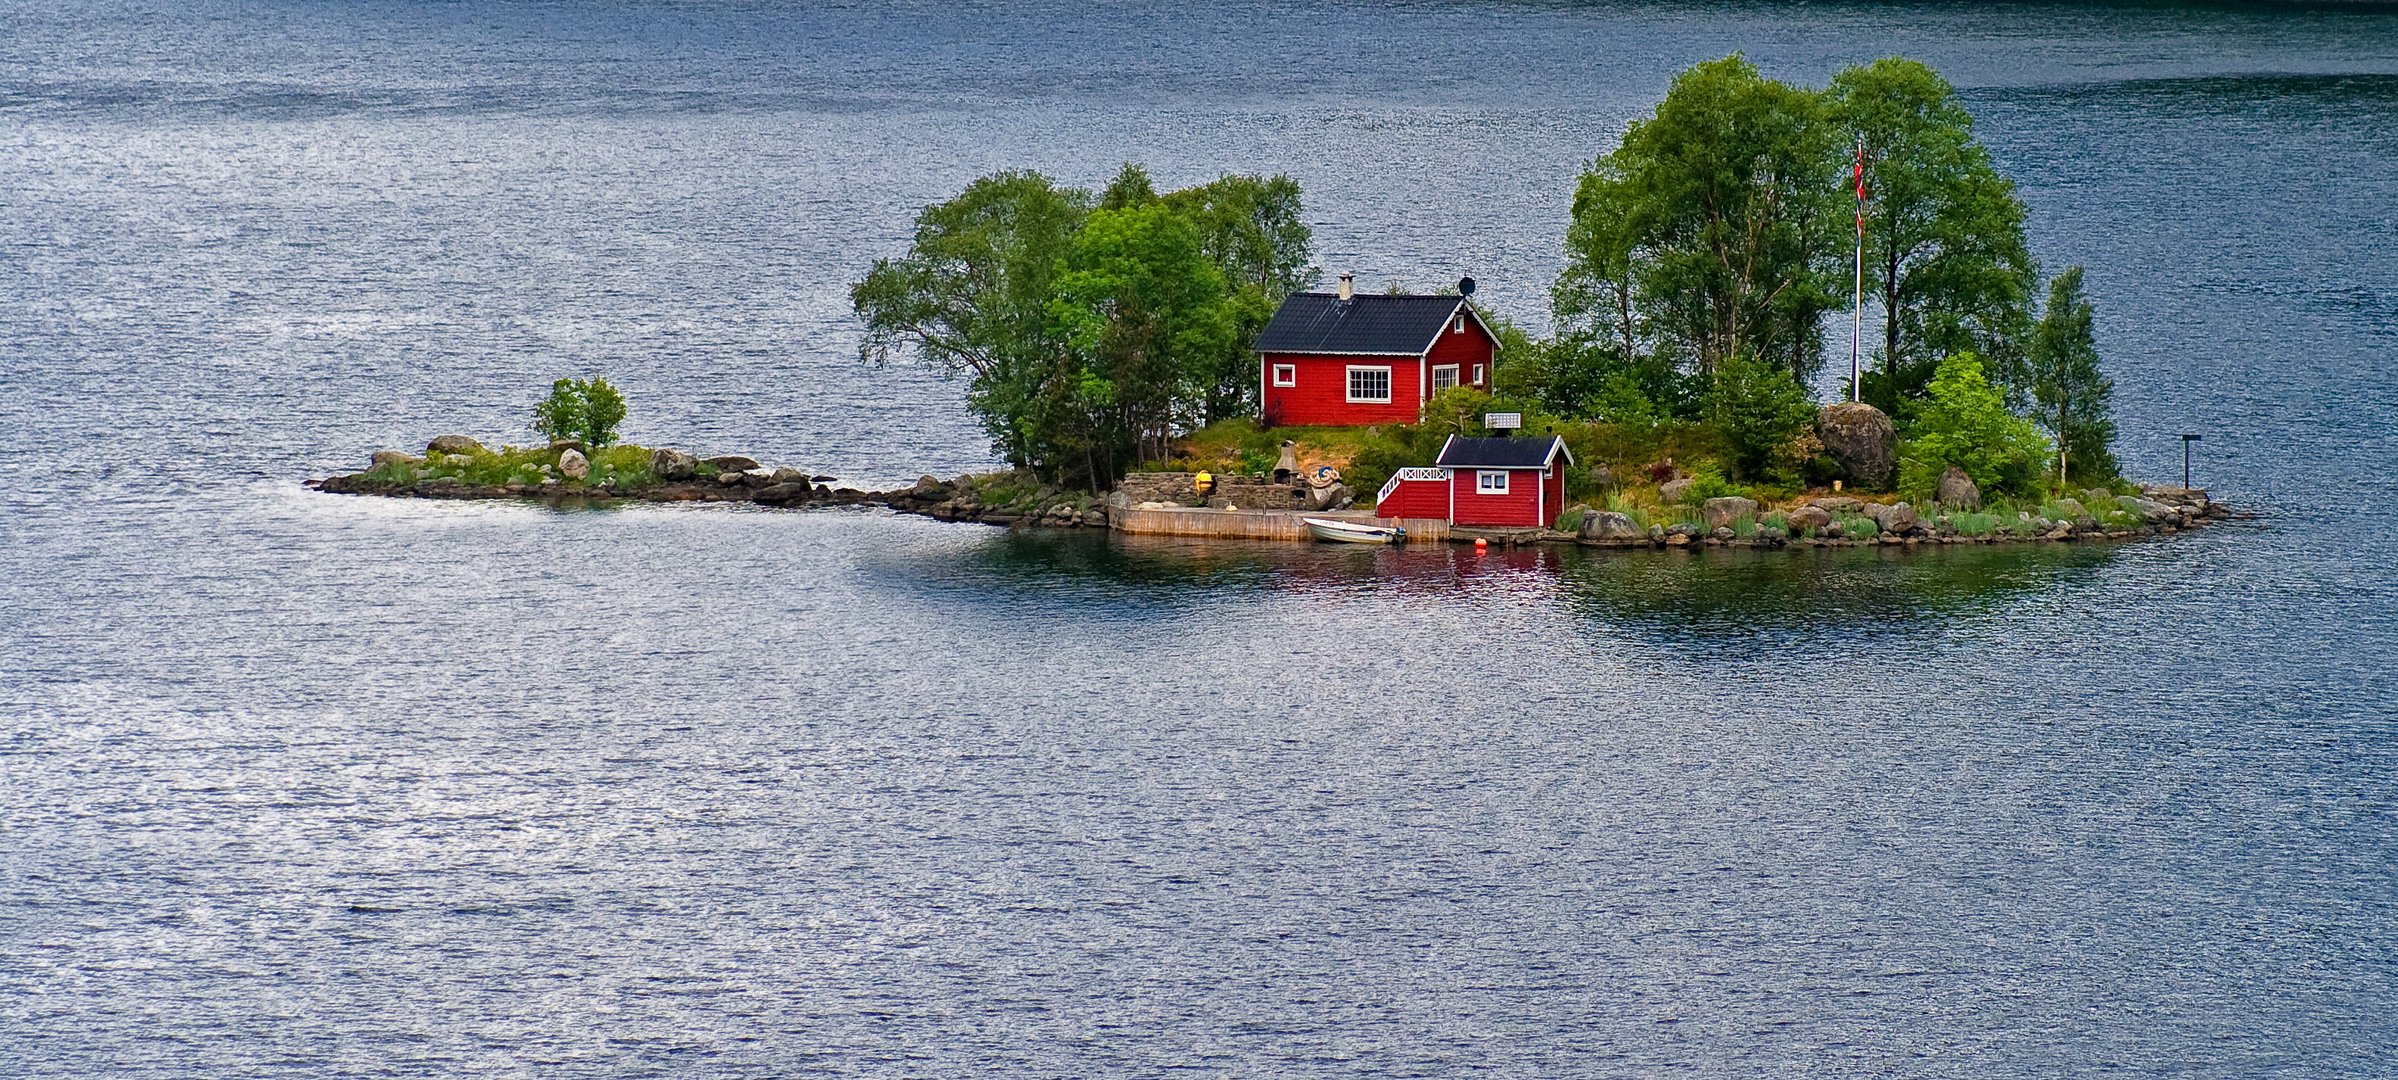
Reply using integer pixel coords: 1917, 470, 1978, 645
2180, 433, 2202, 490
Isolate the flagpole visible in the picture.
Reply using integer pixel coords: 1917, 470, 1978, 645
1851, 135, 1864, 404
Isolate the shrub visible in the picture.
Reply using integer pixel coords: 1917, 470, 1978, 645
1896, 353, 2049, 502
532, 377, 629, 447
1678, 465, 1738, 504
1700, 353, 1816, 482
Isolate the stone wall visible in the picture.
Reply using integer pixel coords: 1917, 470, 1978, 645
1114, 471, 1316, 510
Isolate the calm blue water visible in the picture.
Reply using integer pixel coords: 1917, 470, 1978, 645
4, 2, 2396, 1075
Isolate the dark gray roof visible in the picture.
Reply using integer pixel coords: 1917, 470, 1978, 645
1435, 435, 1572, 469
1253, 292, 1469, 356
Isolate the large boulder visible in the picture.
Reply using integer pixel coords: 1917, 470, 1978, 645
2119, 495, 2177, 525
1864, 501, 1918, 535
1659, 477, 1695, 504
1701, 496, 1759, 531
1815, 402, 1896, 490
1785, 505, 1833, 532
651, 448, 700, 480
752, 482, 812, 504
369, 449, 421, 468
557, 448, 589, 480
708, 455, 761, 472
426, 434, 483, 456
1936, 466, 1981, 510
1578, 510, 1645, 545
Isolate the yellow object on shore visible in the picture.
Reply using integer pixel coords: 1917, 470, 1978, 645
1194, 471, 1215, 496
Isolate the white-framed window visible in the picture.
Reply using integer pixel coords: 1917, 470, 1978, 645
1472, 363, 1485, 385
1271, 363, 1296, 387
1477, 470, 1509, 494
1453, 313, 1466, 334
1346, 365, 1391, 404
1431, 364, 1459, 392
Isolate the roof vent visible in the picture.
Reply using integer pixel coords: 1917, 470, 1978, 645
1337, 272, 1353, 302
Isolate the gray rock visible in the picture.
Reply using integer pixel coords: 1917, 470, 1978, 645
1646, 524, 1666, 543
1711, 526, 1736, 543
1701, 496, 1759, 531
1753, 525, 1788, 546
1578, 510, 1645, 544
651, 448, 700, 480
1589, 465, 1615, 490
714, 470, 745, 486
1815, 402, 1896, 489
426, 434, 483, 455
708, 455, 761, 472
1809, 495, 1863, 513
369, 450, 421, 468
769, 466, 807, 485
557, 448, 589, 480
1659, 477, 1695, 504
740, 468, 777, 488
1936, 466, 1982, 510
1864, 501, 1918, 535
1823, 520, 1844, 539
753, 482, 811, 503
2120, 496, 2176, 525
1784, 505, 1833, 532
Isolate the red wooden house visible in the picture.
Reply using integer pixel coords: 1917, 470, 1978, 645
1374, 435, 1573, 529
1256, 274, 1496, 427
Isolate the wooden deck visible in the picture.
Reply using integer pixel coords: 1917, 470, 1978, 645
1109, 505, 1451, 543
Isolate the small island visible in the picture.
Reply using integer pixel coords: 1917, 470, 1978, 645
316, 55, 2236, 552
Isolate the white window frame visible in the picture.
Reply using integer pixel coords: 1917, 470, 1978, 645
1477, 470, 1509, 495
1345, 365, 1392, 404
1453, 313, 1466, 334
1472, 363, 1485, 386
1271, 363, 1296, 387
1431, 364, 1459, 392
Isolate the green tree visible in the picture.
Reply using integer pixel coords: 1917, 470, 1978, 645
851, 171, 1091, 470
1161, 172, 1316, 421
1896, 352, 2050, 500
531, 377, 627, 447
1597, 55, 1844, 383
1701, 353, 1817, 481
1829, 58, 2038, 411
1047, 203, 1235, 487
2024, 267, 2118, 482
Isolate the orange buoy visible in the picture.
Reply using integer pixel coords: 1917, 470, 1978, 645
1474, 537, 1488, 551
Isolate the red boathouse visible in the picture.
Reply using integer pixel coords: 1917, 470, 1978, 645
1256, 274, 1496, 427
1374, 435, 1573, 530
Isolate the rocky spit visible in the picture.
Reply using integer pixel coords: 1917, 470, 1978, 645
314, 437, 2231, 548
310, 438, 1113, 528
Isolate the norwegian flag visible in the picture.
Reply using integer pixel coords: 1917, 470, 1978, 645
1854, 140, 1868, 234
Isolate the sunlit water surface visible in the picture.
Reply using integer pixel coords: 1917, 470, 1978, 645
3, 1, 2396, 1075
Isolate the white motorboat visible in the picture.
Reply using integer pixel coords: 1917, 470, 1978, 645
1303, 517, 1406, 544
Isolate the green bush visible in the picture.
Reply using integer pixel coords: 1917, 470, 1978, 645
532, 377, 629, 447
1700, 353, 1817, 482
1896, 353, 2049, 503
1678, 465, 1739, 504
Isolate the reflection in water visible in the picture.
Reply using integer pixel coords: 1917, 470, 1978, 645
1557, 541, 2122, 635
880, 521, 2117, 637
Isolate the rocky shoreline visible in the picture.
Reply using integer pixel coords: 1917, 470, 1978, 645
309, 437, 1116, 527
313, 437, 2230, 548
